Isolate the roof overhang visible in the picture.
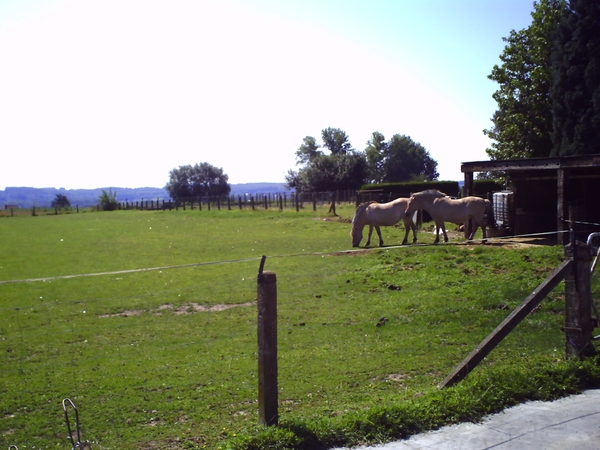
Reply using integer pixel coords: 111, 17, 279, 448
461, 154, 600, 173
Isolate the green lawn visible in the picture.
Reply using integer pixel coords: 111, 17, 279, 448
1, 206, 598, 449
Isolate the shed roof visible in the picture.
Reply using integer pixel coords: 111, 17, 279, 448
461, 154, 600, 173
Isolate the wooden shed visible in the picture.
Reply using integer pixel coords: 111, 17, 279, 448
461, 154, 600, 244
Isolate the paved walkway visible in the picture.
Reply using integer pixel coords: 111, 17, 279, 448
334, 389, 600, 449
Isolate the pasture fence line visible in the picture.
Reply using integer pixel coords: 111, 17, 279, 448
0, 190, 359, 216
0, 228, 576, 287
120, 190, 357, 213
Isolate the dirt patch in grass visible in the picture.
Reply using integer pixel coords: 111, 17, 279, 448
99, 301, 256, 318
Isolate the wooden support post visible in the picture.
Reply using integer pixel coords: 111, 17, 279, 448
438, 258, 573, 389
257, 267, 278, 426
564, 242, 595, 358
557, 169, 567, 245
464, 171, 473, 197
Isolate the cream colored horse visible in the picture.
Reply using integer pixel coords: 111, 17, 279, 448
405, 190, 495, 243
351, 198, 418, 247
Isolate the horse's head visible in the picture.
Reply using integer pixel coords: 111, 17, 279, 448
350, 225, 363, 247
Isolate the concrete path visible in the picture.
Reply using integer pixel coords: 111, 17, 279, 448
334, 389, 600, 450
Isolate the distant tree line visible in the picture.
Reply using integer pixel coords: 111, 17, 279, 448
484, 0, 600, 168
164, 129, 439, 200
284, 127, 439, 192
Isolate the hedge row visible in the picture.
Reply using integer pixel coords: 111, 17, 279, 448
360, 180, 505, 198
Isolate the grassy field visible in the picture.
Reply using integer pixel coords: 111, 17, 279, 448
1, 205, 599, 449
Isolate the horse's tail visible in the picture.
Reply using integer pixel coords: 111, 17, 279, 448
411, 209, 421, 230
484, 199, 496, 230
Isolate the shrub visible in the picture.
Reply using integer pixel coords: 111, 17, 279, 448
99, 188, 118, 211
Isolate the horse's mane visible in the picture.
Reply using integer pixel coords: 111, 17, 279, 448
415, 189, 446, 198
352, 201, 375, 226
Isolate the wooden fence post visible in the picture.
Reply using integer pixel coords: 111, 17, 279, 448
438, 258, 573, 389
257, 265, 278, 426
564, 241, 595, 358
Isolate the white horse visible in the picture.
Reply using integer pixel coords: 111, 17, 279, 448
351, 198, 418, 247
405, 190, 495, 243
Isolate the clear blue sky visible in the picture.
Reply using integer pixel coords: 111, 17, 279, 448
0, 0, 536, 189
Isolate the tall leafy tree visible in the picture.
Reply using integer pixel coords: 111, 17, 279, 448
285, 129, 368, 191
295, 136, 321, 165
551, 0, 600, 156
365, 132, 438, 183
321, 127, 352, 155
484, 0, 566, 161
365, 131, 387, 182
165, 163, 231, 200
51, 193, 70, 208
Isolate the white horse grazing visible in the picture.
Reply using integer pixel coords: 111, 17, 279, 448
351, 198, 418, 247
405, 190, 495, 244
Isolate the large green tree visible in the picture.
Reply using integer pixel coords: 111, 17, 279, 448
285, 128, 368, 191
484, 0, 565, 161
165, 163, 231, 200
51, 193, 70, 208
551, 0, 600, 156
365, 132, 439, 183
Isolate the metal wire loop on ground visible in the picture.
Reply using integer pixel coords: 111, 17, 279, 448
62, 398, 92, 449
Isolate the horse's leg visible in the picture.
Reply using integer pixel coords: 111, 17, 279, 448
479, 216, 488, 243
433, 221, 441, 244
467, 217, 480, 240
366, 225, 374, 247
409, 220, 418, 244
440, 222, 449, 243
375, 226, 384, 247
401, 218, 409, 245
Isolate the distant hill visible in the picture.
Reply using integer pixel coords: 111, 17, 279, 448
0, 183, 290, 209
